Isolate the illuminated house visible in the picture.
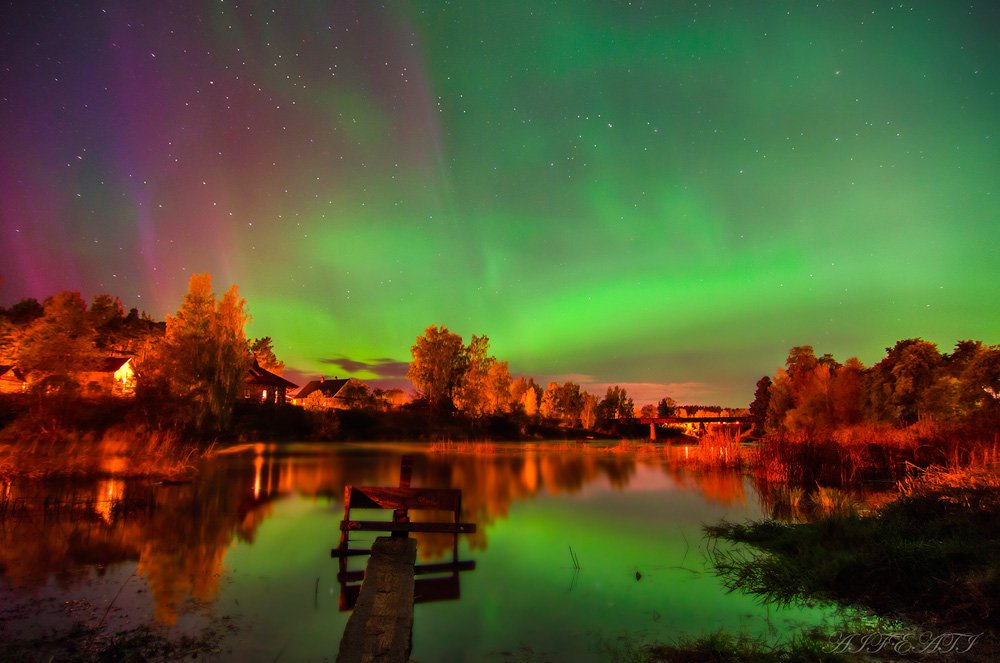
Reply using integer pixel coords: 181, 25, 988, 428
291, 377, 365, 410
0, 365, 27, 393
245, 360, 298, 405
77, 357, 137, 397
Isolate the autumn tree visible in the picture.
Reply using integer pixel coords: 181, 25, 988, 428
407, 325, 467, 410
868, 339, 942, 424
339, 379, 372, 408
510, 376, 540, 416
553, 382, 585, 425
158, 274, 252, 430
581, 392, 600, 428
485, 360, 513, 414
250, 336, 284, 374
16, 291, 100, 394
4, 298, 43, 325
657, 397, 678, 417
598, 385, 634, 420
88, 294, 125, 330
829, 357, 865, 426
958, 343, 1000, 423
748, 377, 771, 433
539, 382, 559, 420
454, 334, 492, 416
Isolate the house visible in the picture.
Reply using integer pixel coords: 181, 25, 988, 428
245, 360, 298, 405
0, 365, 27, 394
291, 377, 366, 410
77, 357, 137, 397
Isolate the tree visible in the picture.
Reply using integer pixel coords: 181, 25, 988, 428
510, 376, 538, 416
250, 336, 284, 375
598, 385, 634, 420
158, 274, 252, 430
959, 344, 1000, 422
407, 325, 467, 410
657, 397, 677, 418
454, 334, 492, 416
868, 339, 942, 424
210, 285, 252, 428
339, 379, 372, 408
89, 294, 125, 329
554, 381, 585, 425
16, 291, 99, 393
5, 298, 44, 325
830, 358, 865, 426
748, 377, 771, 433
581, 392, 600, 429
639, 403, 657, 418
485, 360, 513, 414
539, 382, 559, 419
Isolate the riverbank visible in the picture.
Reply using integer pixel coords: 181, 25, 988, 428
642, 465, 999, 662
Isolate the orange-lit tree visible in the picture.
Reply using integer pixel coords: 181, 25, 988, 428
158, 273, 251, 431
407, 324, 467, 411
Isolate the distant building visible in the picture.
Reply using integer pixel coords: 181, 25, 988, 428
0, 365, 27, 394
245, 359, 298, 405
291, 377, 366, 410
77, 357, 137, 397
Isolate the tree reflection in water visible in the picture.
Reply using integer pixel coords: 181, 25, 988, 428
0, 442, 751, 625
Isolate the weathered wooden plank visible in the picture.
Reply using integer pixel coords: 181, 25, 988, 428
337, 559, 476, 583
336, 536, 416, 663
346, 486, 462, 512
341, 520, 476, 534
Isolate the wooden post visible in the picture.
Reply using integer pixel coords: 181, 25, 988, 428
649, 422, 656, 441
336, 536, 416, 663
392, 456, 413, 538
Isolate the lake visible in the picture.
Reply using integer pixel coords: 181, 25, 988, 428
0, 441, 844, 661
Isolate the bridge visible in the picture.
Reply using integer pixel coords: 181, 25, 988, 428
609, 416, 752, 440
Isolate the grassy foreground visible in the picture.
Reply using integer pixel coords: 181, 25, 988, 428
671, 466, 999, 662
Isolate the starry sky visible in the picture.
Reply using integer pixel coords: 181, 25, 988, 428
1, 1, 997, 406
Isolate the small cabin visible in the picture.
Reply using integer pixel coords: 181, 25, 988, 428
77, 357, 136, 397
291, 377, 366, 410
245, 360, 298, 405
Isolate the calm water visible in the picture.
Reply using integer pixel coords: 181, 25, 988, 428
0, 441, 843, 661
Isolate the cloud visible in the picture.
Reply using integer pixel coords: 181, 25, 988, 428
319, 356, 410, 379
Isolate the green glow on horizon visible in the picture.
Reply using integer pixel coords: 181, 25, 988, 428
2, 1, 997, 404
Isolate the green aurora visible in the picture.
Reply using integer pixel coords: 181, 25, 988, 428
1, 1, 997, 404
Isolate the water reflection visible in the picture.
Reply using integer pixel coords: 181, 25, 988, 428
0, 442, 766, 631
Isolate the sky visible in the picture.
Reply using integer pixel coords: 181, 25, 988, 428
1, 1, 997, 406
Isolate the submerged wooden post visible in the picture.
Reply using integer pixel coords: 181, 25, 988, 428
336, 536, 417, 663
392, 456, 413, 538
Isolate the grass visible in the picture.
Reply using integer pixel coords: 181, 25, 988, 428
703, 465, 1000, 656
750, 422, 1000, 486
0, 421, 207, 481
638, 628, 862, 663
0, 622, 233, 662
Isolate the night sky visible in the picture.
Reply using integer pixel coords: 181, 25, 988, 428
1, 1, 997, 405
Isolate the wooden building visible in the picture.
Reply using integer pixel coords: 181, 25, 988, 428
245, 360, 298, 405
77, 357, 136, 397
0, 365, 27, 394
291, 377, 365, 410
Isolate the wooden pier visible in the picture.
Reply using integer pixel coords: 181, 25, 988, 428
334, 457, 476, 662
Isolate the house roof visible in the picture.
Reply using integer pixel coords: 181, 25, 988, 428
0, 365, 26, 381
79, 357, 131, 373
99, 356, 131, 372
246, 360, 298, 389
293, 378, 351, 400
